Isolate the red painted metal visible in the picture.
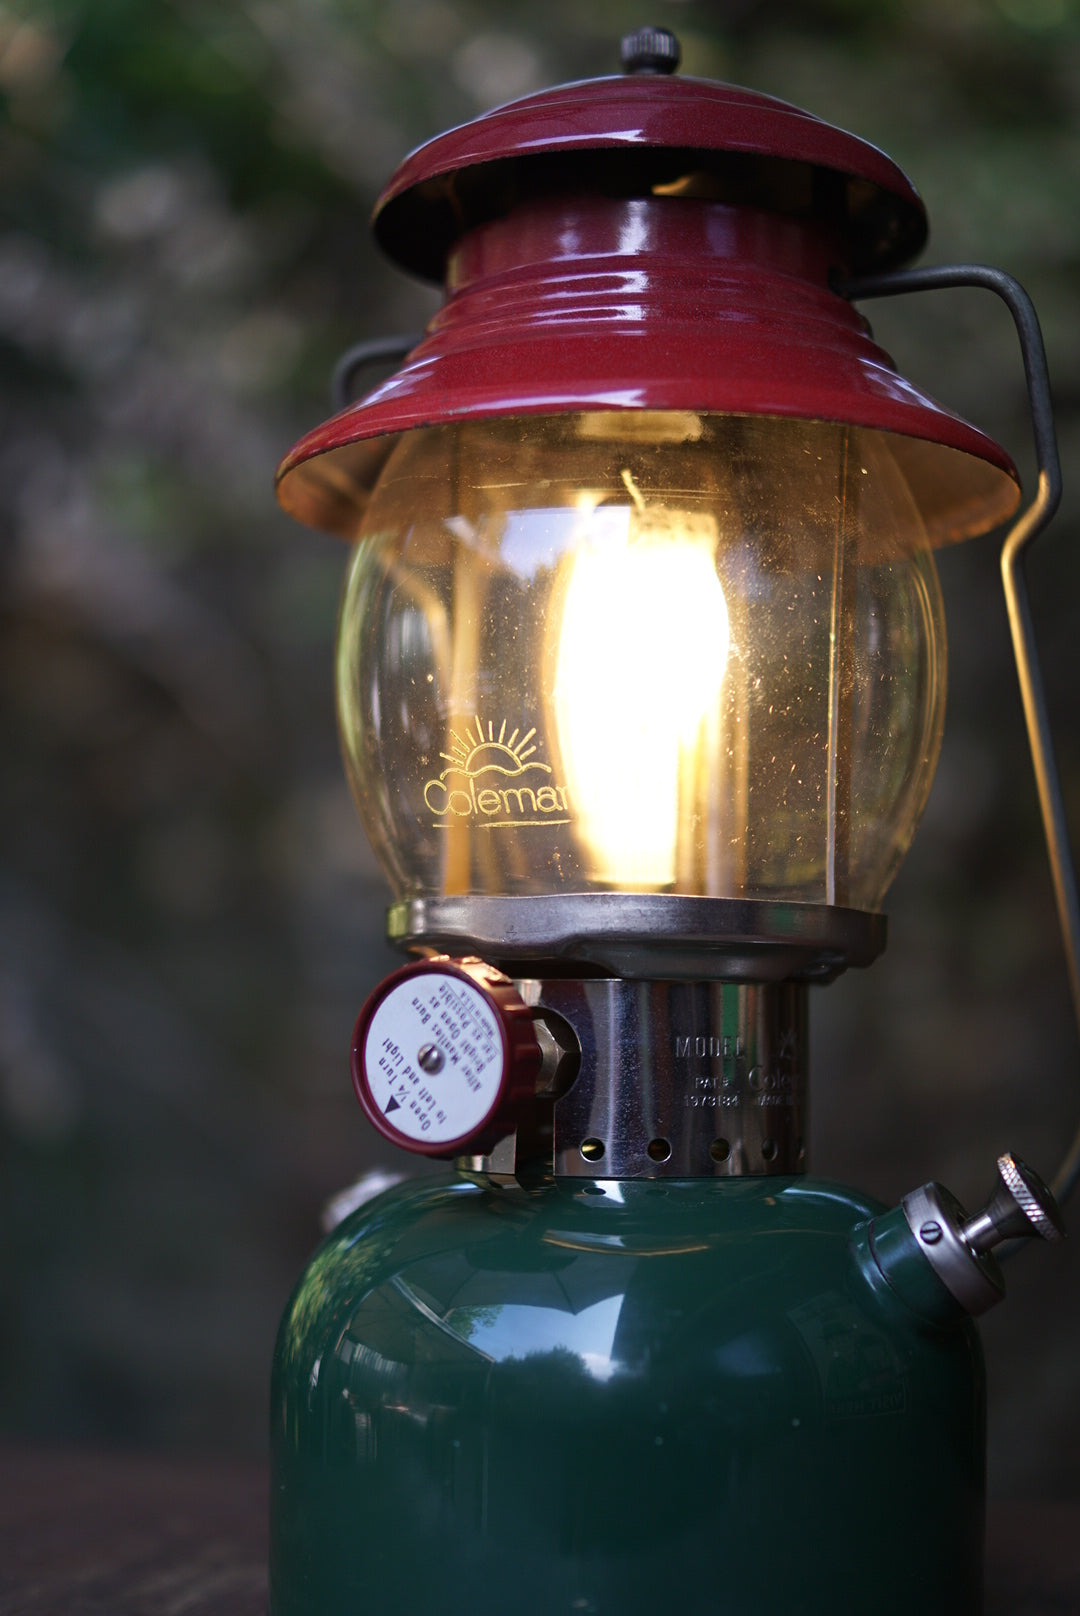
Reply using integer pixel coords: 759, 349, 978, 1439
278, 194, 1019, 543
276, 70, 1020, 543
350, 956, 542, 1158
372, 75, 928, 281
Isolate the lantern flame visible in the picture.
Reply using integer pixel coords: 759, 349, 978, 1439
552, 481, 730, 888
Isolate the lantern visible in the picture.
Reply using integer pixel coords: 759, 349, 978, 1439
269, 30, 1074, 1616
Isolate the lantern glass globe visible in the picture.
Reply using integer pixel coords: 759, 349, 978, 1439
336, 412, 946, 910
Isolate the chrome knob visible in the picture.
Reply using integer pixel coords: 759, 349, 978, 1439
900, 1150, 1064, 1316
960, 1152, 1065, 1254
620, 27, 681, 75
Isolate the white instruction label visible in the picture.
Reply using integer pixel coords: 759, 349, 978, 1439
363, 972, 505, 1145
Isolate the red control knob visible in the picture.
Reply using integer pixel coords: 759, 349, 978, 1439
351, 956, 543, 1158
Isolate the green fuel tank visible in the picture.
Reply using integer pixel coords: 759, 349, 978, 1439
270, 1172, 987, 1616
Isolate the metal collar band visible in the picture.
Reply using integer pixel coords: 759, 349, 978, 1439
388, 893, 885, 983
469, 978, 808, 1181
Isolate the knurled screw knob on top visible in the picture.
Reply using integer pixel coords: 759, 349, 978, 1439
621, 26, 681, 75
961, 1152, 1065, 1253
900, 1149, 1064, 1316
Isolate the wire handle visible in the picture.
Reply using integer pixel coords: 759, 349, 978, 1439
841, 264, 1079, 1205
331, 333, 423, 412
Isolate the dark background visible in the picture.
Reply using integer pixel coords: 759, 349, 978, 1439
1, 0, 1078, 1496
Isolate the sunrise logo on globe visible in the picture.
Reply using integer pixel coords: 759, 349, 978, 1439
423, 716, 572, 829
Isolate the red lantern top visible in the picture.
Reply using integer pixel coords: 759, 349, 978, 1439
276, 68, 1020, 543
372, 74, 928, 282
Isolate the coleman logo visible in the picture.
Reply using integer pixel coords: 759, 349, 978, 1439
424, 716, 571, 830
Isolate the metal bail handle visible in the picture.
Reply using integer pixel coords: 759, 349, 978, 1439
841, 263, 1079, 1208
351, 956, 543, 1158
332, 333, 422, 412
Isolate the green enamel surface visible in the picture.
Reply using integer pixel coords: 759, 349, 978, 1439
859, 1202, 970, 1326
271, 1174, 986, 1615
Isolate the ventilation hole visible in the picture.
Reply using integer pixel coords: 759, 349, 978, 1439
761, 1138, 778, 1162
580, 1138, 605, 1162
647, 1138, 672, 1162
710, 1138, 730, 1162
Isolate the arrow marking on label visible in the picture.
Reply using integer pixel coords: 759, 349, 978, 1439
385, 1096, 401, 1114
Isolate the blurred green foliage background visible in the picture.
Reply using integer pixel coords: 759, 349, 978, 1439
1, 0, 1079, 1493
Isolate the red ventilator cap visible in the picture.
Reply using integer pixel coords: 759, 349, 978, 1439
277, 70, 1020, 546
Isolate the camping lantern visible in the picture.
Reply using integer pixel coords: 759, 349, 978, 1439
269, 29, 1076, 1615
